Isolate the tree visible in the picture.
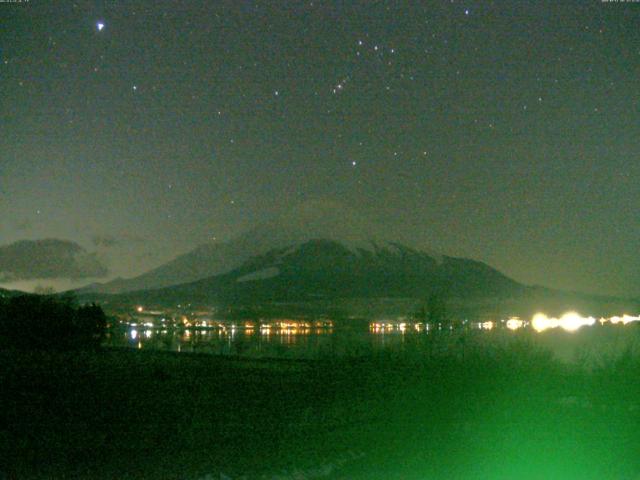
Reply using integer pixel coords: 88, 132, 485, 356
0, 294, 107, 350
73, 303, 108, 349
426, 291, 449, 326
34, 285, 56, 296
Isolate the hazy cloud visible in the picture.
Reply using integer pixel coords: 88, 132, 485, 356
0, 239, 108, 281
91, 232, 147, 248
14, 220, 32, 232
119, 232, 147, 243
91, 234, 119, 248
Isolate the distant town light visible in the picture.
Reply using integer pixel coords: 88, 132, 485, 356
560, 312, 595, 332
506, 317, 523, 331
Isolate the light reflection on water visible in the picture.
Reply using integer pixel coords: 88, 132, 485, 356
107, 326, 342, 359
106, 324, 440, 359
104, 318, 640, 362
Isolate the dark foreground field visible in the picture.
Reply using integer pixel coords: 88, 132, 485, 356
1, 339, 640, 480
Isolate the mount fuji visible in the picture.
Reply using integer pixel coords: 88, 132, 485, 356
79, 201, 525, 305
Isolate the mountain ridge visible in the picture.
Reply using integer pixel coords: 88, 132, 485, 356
97, 238, 525, 307
80, 200, 443, 294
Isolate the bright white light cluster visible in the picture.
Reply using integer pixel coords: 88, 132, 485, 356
531, 312, 596, 333
505, 317, 523, 331
608, 314, 640, 325
530, 312, 640, 332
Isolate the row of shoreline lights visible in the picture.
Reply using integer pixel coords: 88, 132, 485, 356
478, 313, 640, 332
133, 306, 639, 335
506, 312, 640, 332
131, 313, 640, 339
530, 312, 640, 333
372, 313, 640, 334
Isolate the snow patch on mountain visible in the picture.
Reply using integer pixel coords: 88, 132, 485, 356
236, 267, 280, 283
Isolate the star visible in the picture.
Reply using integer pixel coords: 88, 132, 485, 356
97, 22, 105, 32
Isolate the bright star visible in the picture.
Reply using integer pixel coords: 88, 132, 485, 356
97, 22, 105, 31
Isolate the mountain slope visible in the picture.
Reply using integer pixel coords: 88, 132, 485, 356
0, 288, 13, 298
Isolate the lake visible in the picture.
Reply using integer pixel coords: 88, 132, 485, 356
104, 320, 640, 364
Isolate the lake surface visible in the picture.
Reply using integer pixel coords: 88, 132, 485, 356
104, 321, 640, 364
106, 324, 425, 359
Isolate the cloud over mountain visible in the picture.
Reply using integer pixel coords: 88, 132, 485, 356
91, 235, 119, 248
0, 239, 108, 281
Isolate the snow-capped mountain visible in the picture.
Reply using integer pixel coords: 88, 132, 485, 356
148, 238, 524, 304
80, 200, 443, 294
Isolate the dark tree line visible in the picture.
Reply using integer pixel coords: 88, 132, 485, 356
0, 294, 107, 350
414, 291, 450, 325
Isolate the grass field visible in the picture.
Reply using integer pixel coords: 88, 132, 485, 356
1, 336, 640, 479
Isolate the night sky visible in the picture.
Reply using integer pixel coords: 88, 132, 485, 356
1, 1, 638, 297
